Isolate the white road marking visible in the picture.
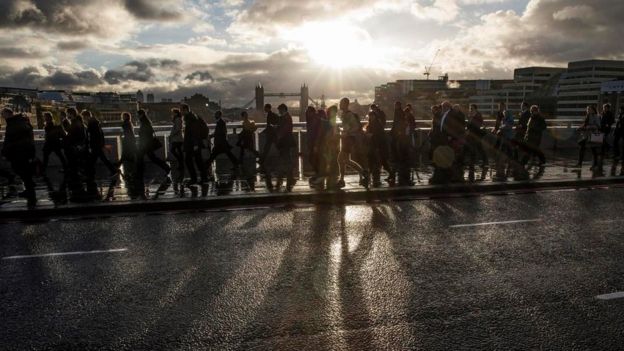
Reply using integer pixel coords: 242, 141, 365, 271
2, 248, 128, 260
449, 219, 542, 228
596, 291, 624, 300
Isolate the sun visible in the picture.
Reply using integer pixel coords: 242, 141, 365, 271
286, 21, 380, 69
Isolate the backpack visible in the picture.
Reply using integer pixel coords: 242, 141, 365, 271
197, 117, 209, 139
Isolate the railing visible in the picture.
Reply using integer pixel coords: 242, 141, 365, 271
0, 118, 586, 164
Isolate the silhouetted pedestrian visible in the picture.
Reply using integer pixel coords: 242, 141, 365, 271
305, 106, 321, 181
64, 107, 88, 197
273, 104, 296, 191
236, 111, 260, 163
85, 110, 117, 178
312, 106, 340, 189
367, 104, 393, 187
578, 105, 603, 173
181, 104, 206, 184
493, 102, 514, 181
260, 103, 280, 170
169, 108, 184, 182
520, 105, 547, 167
613, 106, 624, 175
464, 104, 488, 180
137, 109, 170, 180
41, 111, 67, 176
338, 97, 369, 189
391, 102, 413, 186
206, 110, 239, 178
1, 108, 36, 208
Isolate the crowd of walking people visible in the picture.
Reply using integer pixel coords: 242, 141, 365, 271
1, 98, 624, 209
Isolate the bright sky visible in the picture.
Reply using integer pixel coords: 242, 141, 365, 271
0, 0, 622, 106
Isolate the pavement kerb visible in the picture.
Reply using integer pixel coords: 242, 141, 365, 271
2, 176, 624, 221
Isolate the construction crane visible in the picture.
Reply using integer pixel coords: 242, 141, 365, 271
423, 49, 440, 80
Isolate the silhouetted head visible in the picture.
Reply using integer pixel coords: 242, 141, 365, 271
66, 107, 78, 119
394, 101, 402, 110
137, 109, 147, 118
214, 110, 223, 119
81, 110, 93, 120
241, 111, 248, 119
1, 107, 13, 120
587, 105, 597, 115
277, 104, 288, 115
180, 103, 190, 113
603, 103, 611, 111
43, 111, 53, 123
441, 101, 452, 112
498, 102, 506, 111
264, 104, 272, 113
469, 104, 478, 113
530, 105, 539, 114
60, 111, 67, 119
171, 108, 181, 120
121, 112, 131, 122
521, 101, 529, 110
306, 105, 316, 117
339, 98, 349, 112
327, 105, 338, 120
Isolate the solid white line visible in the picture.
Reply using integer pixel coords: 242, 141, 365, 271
596, 291, 624, 300
449, 219, 542, 228
2, 248, 128, 260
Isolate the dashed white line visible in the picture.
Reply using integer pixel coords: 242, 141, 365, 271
596, 291, 624, 300
449, 219, 542, 228
2, 248, 128, 260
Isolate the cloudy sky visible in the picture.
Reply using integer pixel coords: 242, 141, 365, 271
1, 0, 623, 106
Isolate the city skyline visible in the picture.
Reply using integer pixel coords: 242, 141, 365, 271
1, 0, 623, 107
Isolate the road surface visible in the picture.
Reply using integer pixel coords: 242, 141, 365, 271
2, 187, 624, 350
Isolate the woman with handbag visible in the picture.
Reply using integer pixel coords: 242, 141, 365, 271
137, 109, 171, 181
577, 105, 603, 173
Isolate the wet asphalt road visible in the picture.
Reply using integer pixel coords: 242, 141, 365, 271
2, 188, 624, 350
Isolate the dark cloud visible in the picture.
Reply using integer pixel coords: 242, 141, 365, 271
0, 66, 103, 88
57, 41, 89, 51
123, 0, 182, 21
0, 0, 183, 36
185, 71, 214, 81
0, 0, 107, 35
0, 47, 43, 58
45, 70, 103, 87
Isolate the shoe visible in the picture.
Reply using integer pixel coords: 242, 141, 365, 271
336, 179, 346, 189
359, 173, 370, 189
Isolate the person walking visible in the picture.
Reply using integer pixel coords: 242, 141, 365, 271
367, 104, 394, 187
600, 103, 615, 162
612, 106, 624, 175
577, 105, 603, 174
206, 110, 239, 178
493, 102, 514, 181
464, 104, 488, 181
85, 110, 117, 176
180, 104, 206, 184
169, 108, 185, 182
137, 109, 170, 180
272, 104, 297, 191
520, 105, 547, 168
1, 108, 36, 208
337, 97, 369, 189
118, 112, 137, 166
390, 102, 414, 186
305, 106, 321, 182
41, 111, 67, 176
259, 103, 280, 170
313, 106, 341, 190
236, 111, 260, 163
513, 102, 531, 162
64, 107, 89, 196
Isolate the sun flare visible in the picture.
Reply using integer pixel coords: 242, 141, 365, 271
286, 21, 380, 69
